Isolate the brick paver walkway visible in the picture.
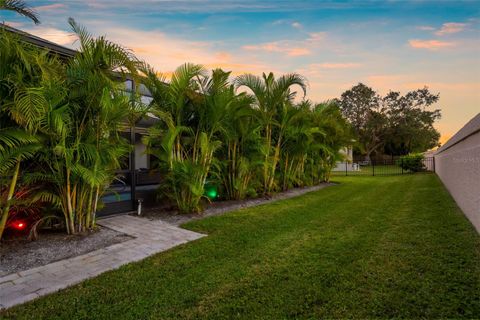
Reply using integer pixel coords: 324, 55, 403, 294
0, 215, 205, 309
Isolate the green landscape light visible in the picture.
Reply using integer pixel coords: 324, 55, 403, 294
205, 185, 218, 200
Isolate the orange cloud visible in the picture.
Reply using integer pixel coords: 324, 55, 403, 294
307, 32, 326, 42
311, 63, 361, 69
3, 21, 24, 28
435, 22, 467, 36
24, 27, 75, 46
243, 41, 311, 56
215, 52, 232, 61
288, 48, 311, 56
408, 39, 455, 50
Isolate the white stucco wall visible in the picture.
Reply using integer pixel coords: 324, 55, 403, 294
332, 147, 357, 171
435, 114, 480, 233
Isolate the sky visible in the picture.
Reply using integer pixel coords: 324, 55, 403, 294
2, 0, 480, 143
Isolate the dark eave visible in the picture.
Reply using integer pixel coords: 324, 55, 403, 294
1, 23, 77, 59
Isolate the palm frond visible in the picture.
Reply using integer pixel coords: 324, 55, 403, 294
0, 0, 40, 24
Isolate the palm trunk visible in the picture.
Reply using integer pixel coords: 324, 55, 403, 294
65, 168, 75, 234
0, 161, 21, 239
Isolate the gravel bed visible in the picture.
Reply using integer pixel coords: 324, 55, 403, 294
0, 227, 132, 277
137, 183, 334, 226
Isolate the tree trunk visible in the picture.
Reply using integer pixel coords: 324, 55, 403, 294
0, 161, 21, 239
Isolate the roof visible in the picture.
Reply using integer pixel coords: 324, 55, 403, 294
436, 113, 480, 154
1, 23, 156, 130
1, 23, 77, 59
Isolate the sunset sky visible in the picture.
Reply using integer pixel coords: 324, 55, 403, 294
2, 0, 479, 143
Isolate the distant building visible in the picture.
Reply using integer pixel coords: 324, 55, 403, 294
331, 147, 359, 172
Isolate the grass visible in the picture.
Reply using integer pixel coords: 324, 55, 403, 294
2, 174, 480, 319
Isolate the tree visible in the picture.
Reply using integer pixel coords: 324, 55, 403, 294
337, 83, 441, 159
25, 19, 140, 234
383, 88, 441, 155
234, 72, 307, 194
336, 83, 388, 160
141, 64, 227, 213
309, 101, 353, 182
0, 29, 51, 238
211, 76, 260, 200
0, 0, 40, 24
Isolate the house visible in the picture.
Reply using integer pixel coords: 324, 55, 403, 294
1, 23, 159, 216
331, 147, 359, 172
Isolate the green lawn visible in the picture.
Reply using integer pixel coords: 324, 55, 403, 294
3, 174, 480, 319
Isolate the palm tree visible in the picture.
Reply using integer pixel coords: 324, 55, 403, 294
5, 19, 141, 235
0, 30, 53, 238
37, 18, 139, 234
141, 64, 229, 213
235, 72, 307, 194
0, 0, 40, 24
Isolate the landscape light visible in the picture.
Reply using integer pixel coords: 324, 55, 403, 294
206, 188, 218, 199
204, 185, 218, 200
12, 221, 27, 231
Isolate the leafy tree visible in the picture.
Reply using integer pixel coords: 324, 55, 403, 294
336, 83, 387, 160
0, 0, 40, 24
337, 83, 441, 159
383, 88, 441, 155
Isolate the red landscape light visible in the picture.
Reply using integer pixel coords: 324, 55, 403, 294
12, 221, 27, 231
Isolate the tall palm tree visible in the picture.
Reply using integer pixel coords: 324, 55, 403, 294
35, 18, 139, 234
235, 72, 307, 194
0, 0, 40, 24
0, 30, 52, 238
141, 64, 228, 213
215, 91, 260, 200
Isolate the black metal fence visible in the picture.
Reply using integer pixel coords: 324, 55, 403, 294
331, 157, 435, 176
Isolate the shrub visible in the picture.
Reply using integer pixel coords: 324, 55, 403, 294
398, 153, 425, 172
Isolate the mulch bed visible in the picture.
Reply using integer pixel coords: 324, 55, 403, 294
0, 227, 132, 277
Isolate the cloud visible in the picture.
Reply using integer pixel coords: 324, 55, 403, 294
287, 47, 311, 56
39, 23, 273, 76
31, 0, 356, 14
3, 21, 24, 28
307, 32, 326, 42
24, 27, 76, 46
435, 22, 467, 36
271, 20, 303, 29
363, 74, 406, 91
215, 52, 232, 61
291, 22, 302, 29
416, 25, 435, 31
408, 39, 455, 50
243, 41, 311, 56
311, 63, 362, 69
34, 3, 67, 12
242, 31, 327, 57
